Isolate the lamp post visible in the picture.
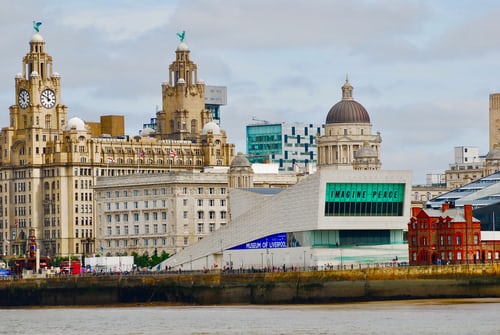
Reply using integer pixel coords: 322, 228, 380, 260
303, 250, 306, 271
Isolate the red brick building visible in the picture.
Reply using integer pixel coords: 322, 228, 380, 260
408, 203, 499, 265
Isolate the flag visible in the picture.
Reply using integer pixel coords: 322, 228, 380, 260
170, 150, 177, 158
107, 157, 114, 163
139, 150, 145, 157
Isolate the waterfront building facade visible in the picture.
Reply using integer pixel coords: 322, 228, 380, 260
408, 203, 499, 265
0, 28, 235, 259
94, 154, 303, 257
160, 79, 412, 271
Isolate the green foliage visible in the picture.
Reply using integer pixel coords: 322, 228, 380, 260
131, 249, 169, 269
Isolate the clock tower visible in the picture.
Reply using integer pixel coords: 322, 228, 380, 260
9, 29, 67, 166
0, 25, 68, 257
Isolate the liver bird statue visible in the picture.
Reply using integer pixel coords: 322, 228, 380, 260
176, 30, 185, 42
33, 21, 42, 33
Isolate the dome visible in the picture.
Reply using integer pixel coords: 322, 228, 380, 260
202, 121, 220, 135
31, 33, 44, 43
52, 72, 60, 78
326, 79, 370, 124
355, 142, 377, 158
65, 117, 86, 131
231, 152, 251, 168
177, 42, 189, 51
141, 127, 155, 136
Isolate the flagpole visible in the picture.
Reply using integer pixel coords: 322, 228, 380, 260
494, 212, 496, 263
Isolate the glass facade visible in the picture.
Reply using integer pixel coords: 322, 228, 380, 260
324, 183, 405, 216
246, 124, 282, 163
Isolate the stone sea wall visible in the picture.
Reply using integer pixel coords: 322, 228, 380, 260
0, 264, 499, 306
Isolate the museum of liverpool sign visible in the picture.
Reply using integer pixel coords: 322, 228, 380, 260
324, 183, 405, 217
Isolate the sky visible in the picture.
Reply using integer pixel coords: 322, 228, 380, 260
1, 0, 500, 184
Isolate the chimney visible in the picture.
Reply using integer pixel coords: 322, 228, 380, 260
464, 204, 473, 224
411, 207, 421, 216
441, 202, 450, 212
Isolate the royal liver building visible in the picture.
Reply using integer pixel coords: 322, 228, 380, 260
0, 26, 235, 258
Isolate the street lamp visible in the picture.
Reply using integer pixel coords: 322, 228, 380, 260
303, 250, 306, 270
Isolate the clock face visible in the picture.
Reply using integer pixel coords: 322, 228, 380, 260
40, 89, 56, 109
18, 89, 30, 109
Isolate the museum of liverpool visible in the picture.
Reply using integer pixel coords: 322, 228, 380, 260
159, 167, 412, 271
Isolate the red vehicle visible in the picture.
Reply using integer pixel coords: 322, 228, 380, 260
11, 257, 51, 275
59, 260, 81, 275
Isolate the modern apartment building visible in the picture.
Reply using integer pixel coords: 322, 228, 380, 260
246, 122, 323, 172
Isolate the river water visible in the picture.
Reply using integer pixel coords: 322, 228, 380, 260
2, 298, 499, 335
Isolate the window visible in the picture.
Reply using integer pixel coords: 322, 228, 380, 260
474, 234, 479, 245
134, 225, 139, 234
162, 212, 167, 220
209, 188, 215, 194
220, 211, 226, 219
197, 223, 204, 233
220, 199, 226, 206
124, 226, 129, 235
209, 199, 215, 206
456, 235, 461, 246
220, 188, 226, 194
134, 213, 139, 221
107, 226, 112, 235
197, 199, 203, 206
183, 211, 188, 219
162, 224, 167, 233
145, 225, 150, 234
197, 211, 204, 219
124, 214, 129, 222
209, 211, 215, 219
153, 224, 158, 234
209, 223, 215, 232
183, 199, 188, 206
198, 187, 203, 194
115, 226, 120, 235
